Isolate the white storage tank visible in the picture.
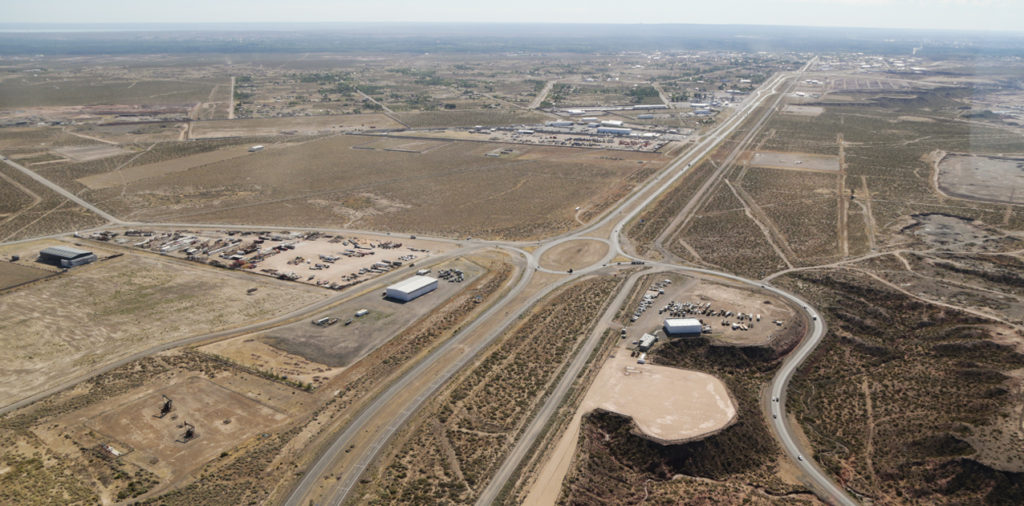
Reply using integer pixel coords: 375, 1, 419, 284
385, 275, 439, 302
663, 318, 702, 336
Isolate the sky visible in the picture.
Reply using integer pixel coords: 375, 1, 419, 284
2, 0, 1021, 32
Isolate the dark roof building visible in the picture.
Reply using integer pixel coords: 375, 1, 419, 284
39, 246, 97, 268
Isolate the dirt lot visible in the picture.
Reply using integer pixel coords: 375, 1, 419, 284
0, 247, 328, 408
588, 353, 736, 443
53, 144, 128, 162
781, 105, 824, 117
201, 336, 344, 388
750, 150, 840, 172
78, 376, 289, 482
538, 239, 609, 271
937, 153, 1024, 205
0, 261, 56, 291
88, 134, 663, 240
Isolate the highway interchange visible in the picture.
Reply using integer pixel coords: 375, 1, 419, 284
1, 57, 858, 505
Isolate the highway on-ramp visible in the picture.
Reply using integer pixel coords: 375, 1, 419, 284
1, 57, 854, 506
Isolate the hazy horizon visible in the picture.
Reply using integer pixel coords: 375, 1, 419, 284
4, 0, 1023, 33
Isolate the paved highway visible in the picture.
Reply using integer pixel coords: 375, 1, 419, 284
477, 57, 856, 506
1, 155, 122, 224
1, 56, 854, 506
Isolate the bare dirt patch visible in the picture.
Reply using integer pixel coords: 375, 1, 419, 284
200, 337, 343, 389
937, 153, 1024, 205
750, 150, 840, 172
77, 376, 289, 483
782, 105, 824, 117
897, 115, 936, 123
53, 144, 128, 162
538, 239, 609, 271
586, 354, 736, 444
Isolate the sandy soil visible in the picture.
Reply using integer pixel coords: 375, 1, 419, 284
782, 105, 824, 117
587, 354, 736, 443
200, 337, 344, 388
538, 239, 609, 271
0, 248, 329, 408
751, 150, 840, 172
41, 374, 291, 485
937, 154, 1024, 205
52, 144, 127, 162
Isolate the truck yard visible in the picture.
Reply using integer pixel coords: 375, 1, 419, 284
90, 228, 455, 290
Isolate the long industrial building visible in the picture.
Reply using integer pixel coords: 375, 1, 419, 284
38, 246, 97, 268
663, 318, 702, 336
385, 275, 438, 302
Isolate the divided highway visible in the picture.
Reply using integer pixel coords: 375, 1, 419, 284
1, 56, 855, 506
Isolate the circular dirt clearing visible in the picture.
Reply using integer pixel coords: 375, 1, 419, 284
539, 239, 609, 271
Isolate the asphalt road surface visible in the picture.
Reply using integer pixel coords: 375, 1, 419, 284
2, 56, 855, 506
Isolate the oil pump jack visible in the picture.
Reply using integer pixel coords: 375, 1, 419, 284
154, 395, 173, 418
180, 421, 197, 443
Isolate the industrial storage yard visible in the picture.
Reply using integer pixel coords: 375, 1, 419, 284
106, 227, 456, 289
622, 273, 799, 348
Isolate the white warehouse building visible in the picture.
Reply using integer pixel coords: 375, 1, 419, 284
663, 318, 702, 336
386, 275, 438, 302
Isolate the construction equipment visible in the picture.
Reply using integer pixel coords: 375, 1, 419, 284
154, 395, 173, 418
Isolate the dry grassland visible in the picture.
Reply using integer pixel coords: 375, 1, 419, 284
93, 135, 662, 240
0, 77, 219, 108
76, 144, 282, 190
189, 114, 403, 138
0, 250, 328, 407
538, 239, 609, 271
53, 144, 128, 162
0, 261, 56, 291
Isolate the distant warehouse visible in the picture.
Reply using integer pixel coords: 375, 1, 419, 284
386, 275, 438, 302
38, 246, 97, 268
663, 318, 702, 336
597, 127, 632, 136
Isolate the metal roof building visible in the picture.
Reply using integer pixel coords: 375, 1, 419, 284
663, 318, 702, 336
638, 333, 659, 351
38, 246, 97, 268
386, 275, 438, 302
